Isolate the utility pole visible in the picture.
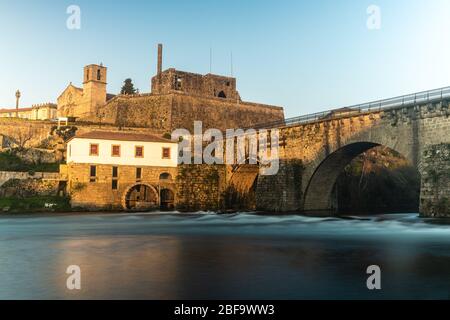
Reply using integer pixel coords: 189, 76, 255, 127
15, 90, 21, 118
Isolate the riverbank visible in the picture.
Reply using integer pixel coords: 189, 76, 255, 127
0, 196, 72, 213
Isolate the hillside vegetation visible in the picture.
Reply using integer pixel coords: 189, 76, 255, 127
0, 150, 59, 172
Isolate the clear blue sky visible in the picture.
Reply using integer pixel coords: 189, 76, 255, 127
1, 0, 450, 117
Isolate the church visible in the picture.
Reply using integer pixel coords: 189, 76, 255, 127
56, 44, 285, 132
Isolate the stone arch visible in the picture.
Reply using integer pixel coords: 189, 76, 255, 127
122, 183, 159, 210
303, 141, 420, 212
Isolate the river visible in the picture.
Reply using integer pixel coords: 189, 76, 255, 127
0, 212, 449, 299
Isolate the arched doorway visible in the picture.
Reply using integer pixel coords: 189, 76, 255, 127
303, 142, 421, 214
124, 184, 158, 211
160, 188, 175, 211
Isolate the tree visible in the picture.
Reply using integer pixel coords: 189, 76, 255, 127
9, 126, 37, 149
120, 78, 137, 95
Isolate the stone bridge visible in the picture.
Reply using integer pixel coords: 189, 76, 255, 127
229, 87, 450, 217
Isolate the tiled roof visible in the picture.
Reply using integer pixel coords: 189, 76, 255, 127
70, 131, 175, 143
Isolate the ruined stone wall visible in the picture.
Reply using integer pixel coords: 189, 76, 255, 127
66, 163, 177, 210
176, 164, 227, 212
151, 69, 239, 100
419, 144, 450, 217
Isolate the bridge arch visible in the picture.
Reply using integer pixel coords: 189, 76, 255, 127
303, 141, 420, 212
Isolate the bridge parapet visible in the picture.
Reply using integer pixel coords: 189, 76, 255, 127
248, 86, 450, 130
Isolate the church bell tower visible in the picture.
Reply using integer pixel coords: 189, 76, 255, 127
82, 64, 107, 117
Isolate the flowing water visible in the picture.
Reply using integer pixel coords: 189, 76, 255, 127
0, 212, 449, 299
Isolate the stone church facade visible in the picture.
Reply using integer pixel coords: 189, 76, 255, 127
57, 64, 115, 119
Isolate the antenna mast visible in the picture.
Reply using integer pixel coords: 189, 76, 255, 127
209, 47, 212, 73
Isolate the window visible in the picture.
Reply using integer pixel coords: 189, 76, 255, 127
136, 168, 142, 181
159, 172, 172, 181
135, 146, 144, 158
90, 165, 97, 183
97, 69, 101, 81
112, 167, 118, 190
111, 145, 121, 157
218, 91, 227, 98
112, 166, 118, 178
175, 76, 182, 90
90, 143, 99, 156
162, 147, 171, 159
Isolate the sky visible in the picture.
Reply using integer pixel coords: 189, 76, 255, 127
1, 0, 450, 118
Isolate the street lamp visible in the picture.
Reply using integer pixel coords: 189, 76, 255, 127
15, 90, 21, 118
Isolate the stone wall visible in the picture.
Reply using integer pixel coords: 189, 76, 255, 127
419, 144, 450, 217
0, 119, 54, 148
0, 171, 60, 187
95, 94, 172, 132
256, 159, 304, 212
151, 69, 240, 100
95, 92, 284, 132
0, 118, 167, 152
170, 92, 284, 131
176, 164, 227, 211
0, 178, 59, 198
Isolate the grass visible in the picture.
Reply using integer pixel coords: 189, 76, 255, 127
0, 196, 71, 213
0, 151, 59, 172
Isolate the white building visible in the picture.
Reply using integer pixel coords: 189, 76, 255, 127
64, 131, 178, 211
67, 131, 178, 167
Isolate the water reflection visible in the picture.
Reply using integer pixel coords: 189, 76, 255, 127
0, 212, 449, 299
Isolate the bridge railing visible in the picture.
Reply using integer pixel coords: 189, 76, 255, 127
247, 86, 450, 130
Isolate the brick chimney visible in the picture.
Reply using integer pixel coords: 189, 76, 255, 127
157, 44, 163, 75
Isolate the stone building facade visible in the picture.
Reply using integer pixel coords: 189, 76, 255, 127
0, 103, 57, 120
64, 131, 178, 210
65, 163, 177, 210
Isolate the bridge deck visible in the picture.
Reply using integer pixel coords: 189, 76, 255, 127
248, 86, 450, 130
